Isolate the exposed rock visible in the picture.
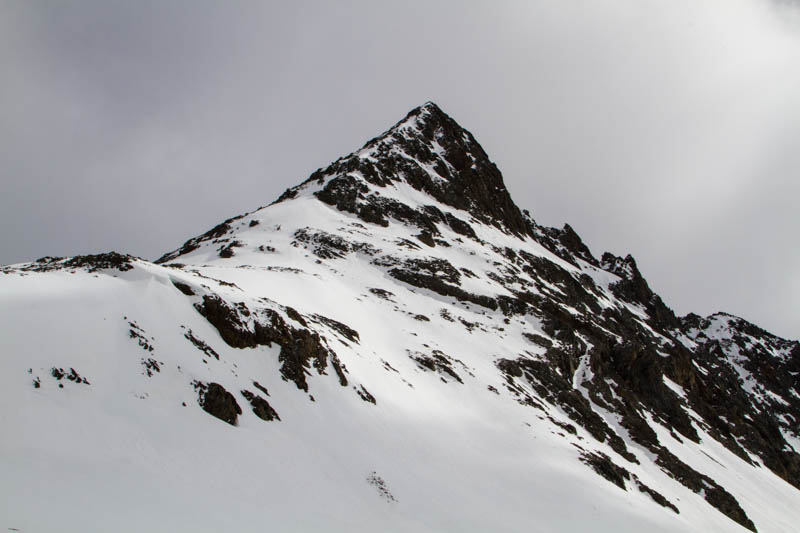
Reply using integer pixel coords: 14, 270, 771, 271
389, 267, 497, 310
193, 295, 348, 391
410, 350, 464, 384
633, 477, 679, 514
293, 227, 378, 259
141, 358, 160, 377
241, 389, 280, 421
356, 385, 376, 404
580, 451, 630, 490
50, 367, 90, 385
313, 314, 360, 344
172, 280, 195, 295
183, 329, 220, 360
14, 252, 136, 273
194, 381, 241, 426
416, 231, 436, 247
218, 240, 242, 258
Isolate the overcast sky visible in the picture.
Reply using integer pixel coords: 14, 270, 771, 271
1, 0, 798, 339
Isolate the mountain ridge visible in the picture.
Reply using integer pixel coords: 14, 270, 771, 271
2, 102, 799, 532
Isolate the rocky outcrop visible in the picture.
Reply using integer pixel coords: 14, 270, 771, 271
195, 382, 241, 426
193, 295, 348, 392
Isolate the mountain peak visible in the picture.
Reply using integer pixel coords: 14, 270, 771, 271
277, 102, 532, 238
6, 102, 800, 533
393, 101, 461, 137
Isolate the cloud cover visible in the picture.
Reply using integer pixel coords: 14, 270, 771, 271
1, 0, 798, 338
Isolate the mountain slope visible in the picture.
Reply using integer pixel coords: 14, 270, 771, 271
2, 103, 799, 532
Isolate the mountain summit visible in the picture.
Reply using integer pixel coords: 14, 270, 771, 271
283, 101, 530, 235
2, 103, 799, 532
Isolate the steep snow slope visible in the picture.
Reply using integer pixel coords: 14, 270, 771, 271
2, 103, 799, 532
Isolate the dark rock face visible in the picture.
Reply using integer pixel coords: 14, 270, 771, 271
390, 103, 531, 237
487, 240, 796, 532
681, 313, 800, 490
389, 267, 497, 310
653, 448, 756, 531
218, 240, 242, 258
193, 295, 348, 392
192, 295, 255, 349
195, 382, 242, 426
63, 252, 135, 272
633, 478, 679, 514
498, 356, 636, 462
274, 102, 531, 239
580, 451, 630, 490
602, 253, 679, 330
172, 280, 195, 295
10, 252, 136, 273
312, 314, 360, 344
580, 451, 680, 515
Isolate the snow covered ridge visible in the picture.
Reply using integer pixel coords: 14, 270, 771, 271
2, 103, 799, 532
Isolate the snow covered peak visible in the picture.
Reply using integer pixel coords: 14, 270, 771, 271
287, 102, 528, 227
4, 103, 800, 532
379, 101, 461, 140
156, 103, 544, 267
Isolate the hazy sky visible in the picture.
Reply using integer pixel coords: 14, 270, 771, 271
1, 0, 798, 339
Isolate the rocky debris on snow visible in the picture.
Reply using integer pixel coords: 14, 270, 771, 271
292, 227, 378, 259
49, 367, 90, 386
368, 288, 395, 301
366, 471, 397, 503
218, 240, 243, 258
127, 322, 162, 375
355, 385, 376, 404
127, 320, 154, 352
241, 389, 280, 421
141, 358, 161, 377
183, 328, 220, 360
409, 350, 465, 384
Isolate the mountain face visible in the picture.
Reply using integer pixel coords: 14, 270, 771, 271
2, 102, 799, 532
